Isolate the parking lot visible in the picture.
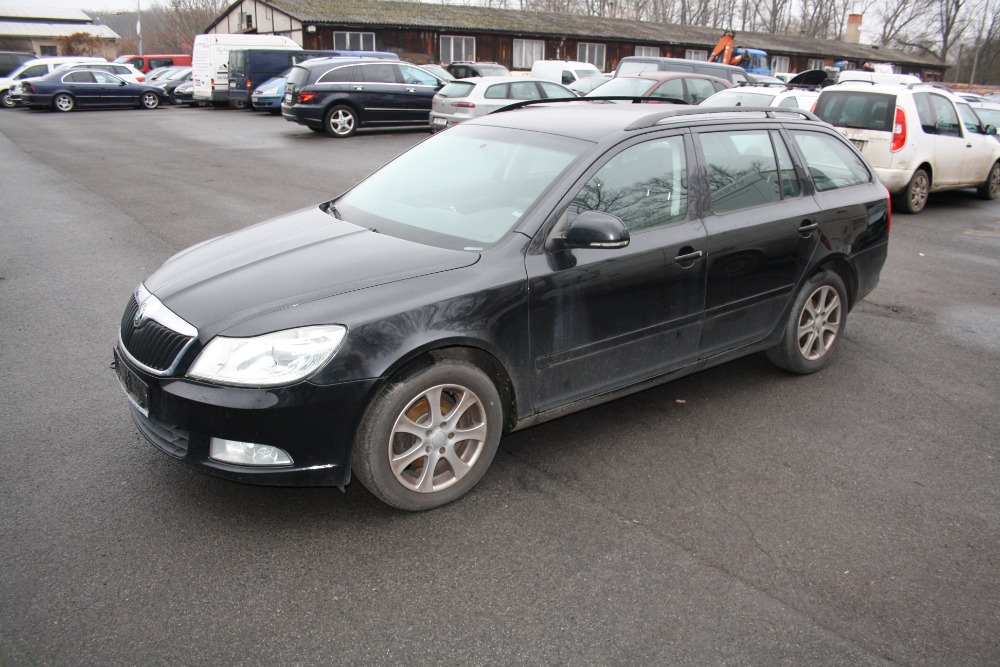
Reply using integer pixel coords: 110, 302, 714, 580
1, 104, 998, 665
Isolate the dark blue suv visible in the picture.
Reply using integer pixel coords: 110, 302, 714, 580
281, 58, 444, 137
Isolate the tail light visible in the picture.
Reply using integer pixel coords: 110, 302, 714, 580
247, 80, 252, 90
891, 107, 906, 152
136, 75, 145, 82
297, 91, 317, 104
210, 78, 215, 91
451, 101, 475, 108
886, 190, 892, 233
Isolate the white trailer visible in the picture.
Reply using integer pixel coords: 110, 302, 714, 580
192, 33, 299, 103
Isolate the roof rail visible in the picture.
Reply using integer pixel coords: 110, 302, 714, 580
488, 98, 822, 129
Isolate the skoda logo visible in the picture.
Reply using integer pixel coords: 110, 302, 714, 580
134, 302, 148, 328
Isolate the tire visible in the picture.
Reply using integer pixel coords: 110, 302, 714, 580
324, 104, 358, 138
0, 89, 14, 109
766, 270, 848, 375
140, 92, 159, 109
898, 168, 929, 214
231, 99, 247, 110
53, 93, 75, 112
351, 359, 503, 511
169, 91, 178, 105
977, 161, 1000, 200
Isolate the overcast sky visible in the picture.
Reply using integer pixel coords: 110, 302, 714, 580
0, 0, 169, 12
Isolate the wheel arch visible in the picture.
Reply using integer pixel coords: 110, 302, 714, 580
815, 256, 858, 309
324, 97, 363, 121
381, 344, 519, 434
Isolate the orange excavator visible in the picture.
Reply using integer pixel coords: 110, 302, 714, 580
709, 30, 769, 75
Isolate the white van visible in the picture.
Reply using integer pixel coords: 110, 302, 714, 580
0, 56, 106, 108
530, 60, 603, 85
837, 70, 921, 86
192, 34, 300, 103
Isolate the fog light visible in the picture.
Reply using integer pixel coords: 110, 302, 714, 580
209, 438, 293, 466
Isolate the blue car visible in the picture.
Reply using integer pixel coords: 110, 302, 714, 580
251, 69, 289, 113
21, 67, 168, 112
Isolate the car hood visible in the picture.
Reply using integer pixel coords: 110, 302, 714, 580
144, 205, 479, 335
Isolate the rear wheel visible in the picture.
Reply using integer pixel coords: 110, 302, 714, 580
977, 161, 1000, 200
53, 93, 75, 112
351, 359, 503, 511
898, 168, 929, 214
140, 92, 159, 109
324, 104, 358, 138
766, 270, 847, 374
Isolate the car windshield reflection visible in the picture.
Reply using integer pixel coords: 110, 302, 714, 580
334, 125, 589, 250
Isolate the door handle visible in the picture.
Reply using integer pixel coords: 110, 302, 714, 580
406, 87, 416, 92
798, 220, 819, 235
674, 250, 703, 264
353, 86, 364, 90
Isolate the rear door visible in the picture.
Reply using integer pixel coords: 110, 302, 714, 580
351, 62, 407, 123
693, 126, 821, 357
61, 70, 101, 106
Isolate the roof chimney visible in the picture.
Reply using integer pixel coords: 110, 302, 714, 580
846, 14, 862, 44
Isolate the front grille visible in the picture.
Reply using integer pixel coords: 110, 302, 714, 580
120, 295, 194, 372
130, 404, 189, 459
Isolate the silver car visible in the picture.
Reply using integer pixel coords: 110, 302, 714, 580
430, 76, 575, 132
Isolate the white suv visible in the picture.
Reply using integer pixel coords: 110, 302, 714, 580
814, 83, 1000, 213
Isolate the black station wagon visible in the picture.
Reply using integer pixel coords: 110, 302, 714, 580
281, 57, 445, 137
114, 103, 890, 510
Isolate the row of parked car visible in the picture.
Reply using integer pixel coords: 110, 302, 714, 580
3, 51, 998, 213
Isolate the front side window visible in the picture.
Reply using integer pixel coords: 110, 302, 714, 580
791, 131, 872, 192
441, 36, 475, 64
334, 31, 375, 51
513, 39, 544, 69
93, 71, 121, 84
400, 64, 438, 86
699, 130, 784, 213
577, 43, 606, 70
568, 136, 688, 232
635, 46, 659, 57
956, 103, 985, 134
18, 64, 47, 78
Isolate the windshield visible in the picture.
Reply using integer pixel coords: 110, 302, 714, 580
587, 77, 657, 97
334, 125, 589, 251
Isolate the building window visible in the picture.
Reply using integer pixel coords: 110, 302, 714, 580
334, 31, 375, 51
39, 45, 57, 56
513, 39, 544, 69
685, 49, 708, 61
771, 55, 790, 73
441, 36, 475, 63
807, 58, 825, 70
577, 42, 605, 70
635, 46, 659, 57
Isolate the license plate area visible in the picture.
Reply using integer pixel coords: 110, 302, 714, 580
114, 348, 151, 413
432, 117, 447, 126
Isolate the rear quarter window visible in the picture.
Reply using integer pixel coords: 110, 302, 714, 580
315, 65, 356, 84
814, 91, 896, 132
790, 131, 872, 192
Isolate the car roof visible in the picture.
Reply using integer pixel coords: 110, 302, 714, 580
456, 76, 551, 85
822, 82, 964, 101
467, 101, 819, 142
623, 71, 731, 84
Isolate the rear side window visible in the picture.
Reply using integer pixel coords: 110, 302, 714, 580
355, 63, 397, 84
438, 82, 475, 98
790, 131, 872, 192
65, 71, 95, 83
699, 130, 784, 213
650, 78, 685, 101
814, 91, 896, 132
914, 92, 962, 137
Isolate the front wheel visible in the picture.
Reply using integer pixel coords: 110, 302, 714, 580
898, 168, 929, 214
324, 104, 358, 138
351, 359, 503, 511
0, 89, 14, 109
977, 162, 1000, 200
53, 93, 75, 112
766, 270, 847, 374
140, 92, 159, 109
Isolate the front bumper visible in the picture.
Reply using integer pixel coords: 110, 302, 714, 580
114, 346, 378, 487
252, 94, 281, 110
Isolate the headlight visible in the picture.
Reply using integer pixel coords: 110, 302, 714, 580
261, 86, 279, 95
187, 325, 347, 386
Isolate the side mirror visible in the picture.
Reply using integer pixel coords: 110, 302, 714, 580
985, 125, 997, 136
557, 211, 629, 249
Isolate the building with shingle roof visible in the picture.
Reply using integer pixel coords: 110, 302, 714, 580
0, 6, 120, 59
205, 0, 944, 79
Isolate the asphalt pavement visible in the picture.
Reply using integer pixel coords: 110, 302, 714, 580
1, 104, 998, 666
